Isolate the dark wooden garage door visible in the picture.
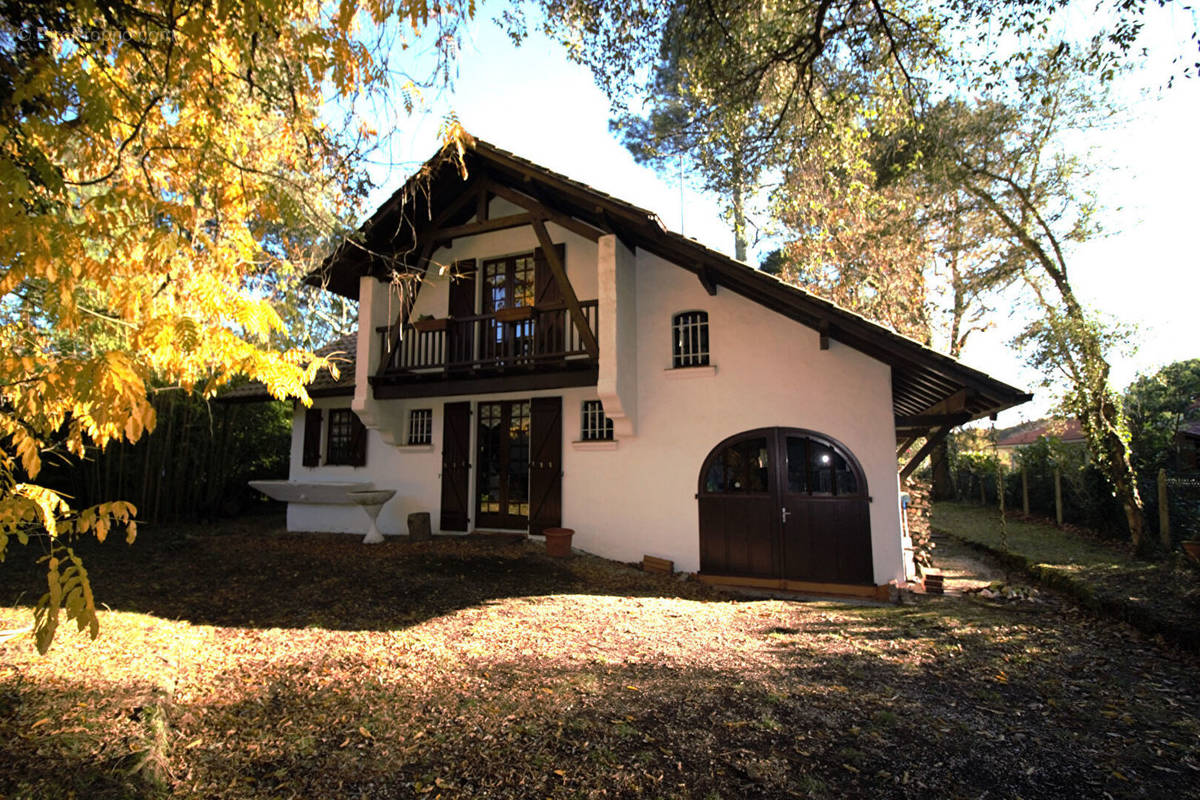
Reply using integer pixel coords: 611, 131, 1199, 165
698, 428, 873, 585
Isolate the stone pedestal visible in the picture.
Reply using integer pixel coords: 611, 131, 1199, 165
347, 490, 396, 545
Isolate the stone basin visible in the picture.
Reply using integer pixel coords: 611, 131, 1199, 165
248, 480, 372, 504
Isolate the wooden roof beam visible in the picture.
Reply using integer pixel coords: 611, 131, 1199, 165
900, 425, 955, 481
484, 180, 604, 242
894, 411, 973, 430
433, 213, 534, 243
531, 216, 600, 359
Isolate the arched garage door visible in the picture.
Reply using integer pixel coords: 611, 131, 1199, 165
697, 428, 873, 585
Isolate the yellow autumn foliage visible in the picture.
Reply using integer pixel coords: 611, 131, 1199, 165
0, 0, 474, 652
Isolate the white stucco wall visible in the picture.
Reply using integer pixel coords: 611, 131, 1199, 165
287, 206, 905, 585
565, 250, 903, 585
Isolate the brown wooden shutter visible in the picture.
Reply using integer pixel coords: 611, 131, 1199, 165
528, 396, 563, 535
534, 244, 566, 359
439, 402, 471, 531
448, 259, 477, 317
533, 244, 565, 306
302, 408, 322, 467
349, 413, 368, 467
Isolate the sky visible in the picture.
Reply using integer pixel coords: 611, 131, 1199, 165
362, 5, 1200, 427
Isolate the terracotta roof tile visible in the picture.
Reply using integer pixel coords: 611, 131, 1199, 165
218, 332, 357, 402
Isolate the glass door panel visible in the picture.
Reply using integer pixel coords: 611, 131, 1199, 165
507, 401, 530, 517
477, 403, 504, 515
476, 400, 531, 528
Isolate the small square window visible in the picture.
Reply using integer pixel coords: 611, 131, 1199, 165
408, 408, 433, 445
581, 400, 614, 441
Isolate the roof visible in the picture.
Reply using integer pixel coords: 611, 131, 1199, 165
1179, 421, 1200, 440
306, 136, 1032, 426
996, 418, 1086, 448
218, 332, 357, 403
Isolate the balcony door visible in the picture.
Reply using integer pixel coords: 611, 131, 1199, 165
481, 254, 535, 366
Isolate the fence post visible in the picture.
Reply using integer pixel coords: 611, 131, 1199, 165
1021, 468, 1030, 515
1054, 467, 1063, 526
1158, 467, 1171, 550
998, 464, 1008, 550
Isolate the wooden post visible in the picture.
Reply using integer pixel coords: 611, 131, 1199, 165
1158, 468, 1171, 550
998, 464, 1008, 551
1054, 467, 1063, 526
979, 476, 987, 506
1021, 468, 1030, 515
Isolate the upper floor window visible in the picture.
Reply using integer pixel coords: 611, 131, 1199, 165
580, 400, 614, 441
672, 311, 710, 368
325, 408, 367, 466
408, 408, 433, 445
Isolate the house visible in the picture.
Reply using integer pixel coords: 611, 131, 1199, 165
1176, 420, 1200, 471
995, 418, 1087, 465
226, 138, 1030, 595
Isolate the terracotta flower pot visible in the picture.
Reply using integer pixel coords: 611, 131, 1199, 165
543, 527, 574, 558
493, 306, 534, 323
1182, 540, 1200, 564
412, 317, 448, 333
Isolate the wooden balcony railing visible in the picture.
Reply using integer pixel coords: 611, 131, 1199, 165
375, 300, 599, 379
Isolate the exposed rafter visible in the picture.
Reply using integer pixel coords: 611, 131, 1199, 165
434, 213, 533, 243
896, 436, 920, 460
484, 180, 604, 242
899, 426, 955, 482
894, 412, 973, 430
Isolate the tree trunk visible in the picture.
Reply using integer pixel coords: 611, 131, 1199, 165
930, 438, 955, 501
732, 169, 747, 262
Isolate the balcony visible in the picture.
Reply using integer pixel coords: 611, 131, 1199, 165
370, 300, 599, 398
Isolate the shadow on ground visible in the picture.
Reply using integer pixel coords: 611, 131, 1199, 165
0, 515, 720, 632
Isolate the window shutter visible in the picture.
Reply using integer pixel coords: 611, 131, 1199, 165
349, 413, 368, 467
448, 259, 477, 317
302, 408, 322, 467
533, 243, 566, 307
529, 396, 563, 535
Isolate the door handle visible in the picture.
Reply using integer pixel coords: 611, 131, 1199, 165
781, 507, 791, 524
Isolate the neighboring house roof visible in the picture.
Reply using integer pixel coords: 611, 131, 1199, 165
1179, 420, 1200, 441
304, 137, 1029, 428
218, 332, 357, 403
996, 418, 1086, 448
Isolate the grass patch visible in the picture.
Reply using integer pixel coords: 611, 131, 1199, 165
933, 502, 1200, 650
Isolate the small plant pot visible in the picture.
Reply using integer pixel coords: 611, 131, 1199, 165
1182, 540, 1200, 564
493, 306, 534, 323
412, 317, 448, 333
543, 527, 574, 558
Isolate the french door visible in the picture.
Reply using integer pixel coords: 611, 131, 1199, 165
476, 400, 531, 529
